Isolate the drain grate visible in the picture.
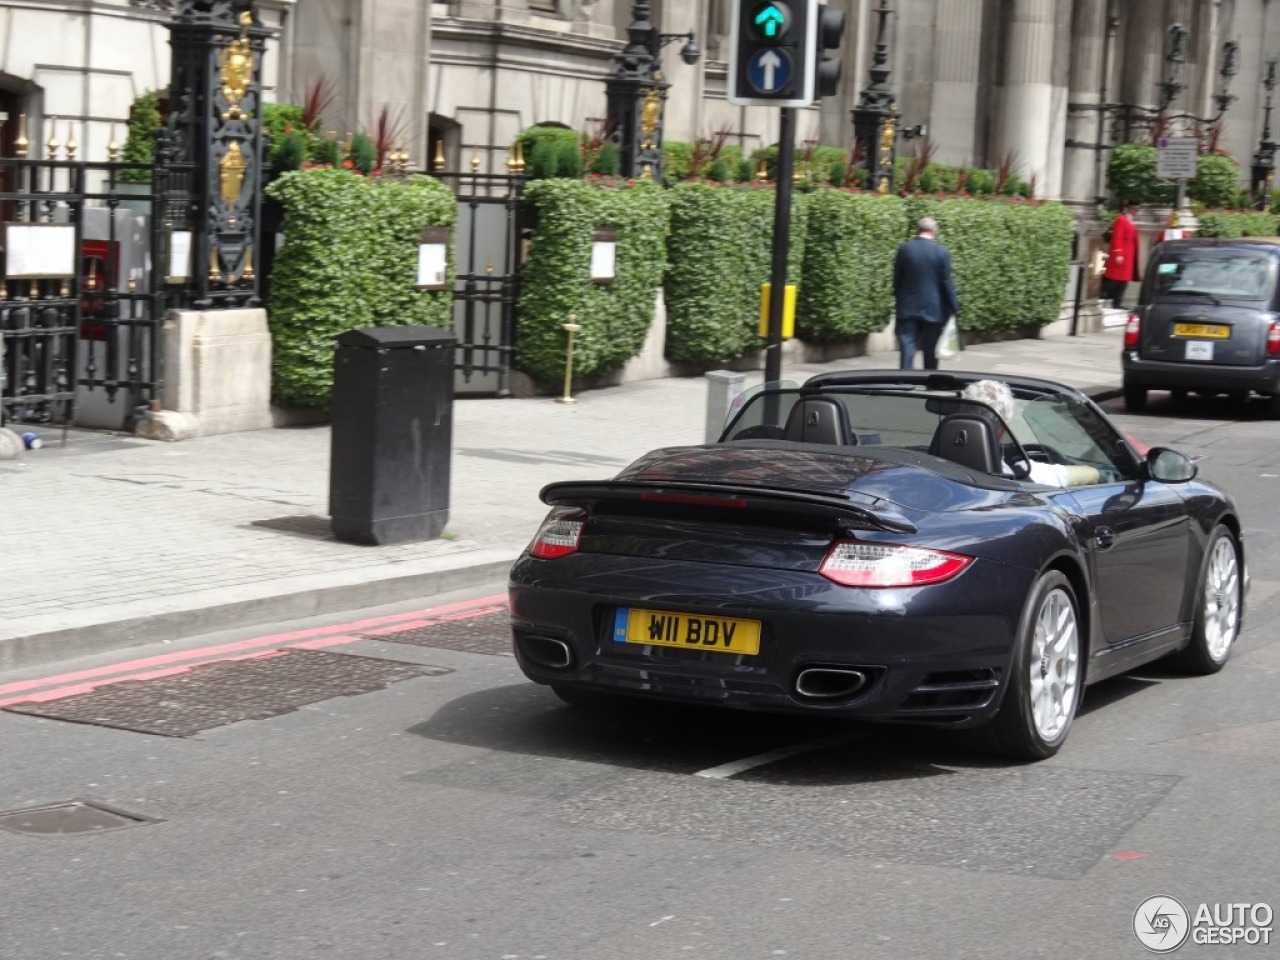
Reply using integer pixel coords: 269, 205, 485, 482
3, 649, 450, 737
250, 514, 334, 539
0, 799, 160, 837
364, 608, 512, 656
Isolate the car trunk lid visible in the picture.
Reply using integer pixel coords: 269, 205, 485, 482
1139, 300, 1272, 367
538, 445, 1000, 571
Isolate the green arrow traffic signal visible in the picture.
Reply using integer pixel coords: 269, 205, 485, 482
756, 4, 785, 37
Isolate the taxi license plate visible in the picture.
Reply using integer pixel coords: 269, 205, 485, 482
613, 608, 761, 656
1174, 322, 1230, 339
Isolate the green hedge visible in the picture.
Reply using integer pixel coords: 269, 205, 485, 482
664, 183, 808, 364
798, 190, 905, 340
1195, 211, 1279, 238
266, 168, 455, 409
516, 125, 581, 180
901, 196, 1074, 335
518, 179, 670, 385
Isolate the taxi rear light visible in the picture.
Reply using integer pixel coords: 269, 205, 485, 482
1124, 313, 1141, 348
530, 515, 585, 560
1268, 321, 1280, 356
819, 541, 973, 588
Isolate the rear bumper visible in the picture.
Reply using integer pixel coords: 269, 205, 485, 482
509, 553, 1036, 726
1122, 351, 1280, 394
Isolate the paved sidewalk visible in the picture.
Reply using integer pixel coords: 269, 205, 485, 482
0, 327, 1124, 671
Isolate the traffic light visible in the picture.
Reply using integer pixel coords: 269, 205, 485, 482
729, 0, 810, 107
729, 1, 845, 107
813, 3, 846, 100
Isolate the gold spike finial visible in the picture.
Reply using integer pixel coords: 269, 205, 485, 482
432, 139, 445, 171
64, 121, 77, 161
107, 121, 120, 162
14, 113, 28, 158
46, 116, 60, 160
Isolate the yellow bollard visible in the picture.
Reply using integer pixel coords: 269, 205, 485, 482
557, 313, 582, 405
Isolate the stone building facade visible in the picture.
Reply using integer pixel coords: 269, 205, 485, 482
0, 0, 291, 166
0, 1, 1275, 207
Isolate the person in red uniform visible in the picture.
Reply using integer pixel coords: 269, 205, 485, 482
1102, 203, 1140, 306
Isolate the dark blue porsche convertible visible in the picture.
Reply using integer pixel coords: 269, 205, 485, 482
508, 371, 1247, 760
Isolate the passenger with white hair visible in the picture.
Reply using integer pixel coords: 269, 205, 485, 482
959, 380, 1101, 487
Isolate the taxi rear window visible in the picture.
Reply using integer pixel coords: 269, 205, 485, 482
1152, 252, 1276, 301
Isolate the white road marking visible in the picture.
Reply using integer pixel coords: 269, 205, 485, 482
692, 732, 866, 780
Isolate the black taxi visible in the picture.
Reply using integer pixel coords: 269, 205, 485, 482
1122, 237, 1280, 416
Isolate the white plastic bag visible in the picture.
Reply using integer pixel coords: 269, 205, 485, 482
937, 316, 961, 360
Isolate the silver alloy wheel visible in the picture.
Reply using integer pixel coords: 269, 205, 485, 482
1028, 587, 1080, 742
1203, 535, 1241, 662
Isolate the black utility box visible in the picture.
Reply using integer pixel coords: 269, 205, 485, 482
329, 326, 456, 545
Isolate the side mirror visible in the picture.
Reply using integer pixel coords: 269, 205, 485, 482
1146, 447, 1198, 483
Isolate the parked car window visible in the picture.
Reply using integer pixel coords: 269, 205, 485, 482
1152, 251, 1276, 301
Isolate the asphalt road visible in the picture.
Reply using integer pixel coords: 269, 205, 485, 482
2, 396, 1278, 960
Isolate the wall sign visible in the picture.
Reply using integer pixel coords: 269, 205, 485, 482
416, 226, 450, 291
166, 229, 193, 284
591, 227, 618, 285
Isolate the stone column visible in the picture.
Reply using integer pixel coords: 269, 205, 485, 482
927, 0, 982, 166
997, 0, 1059, 192
358, 0, 434, 163
654, 0, 705, 144
1119, 0, 1164, 112
1063, 0, 1108, 204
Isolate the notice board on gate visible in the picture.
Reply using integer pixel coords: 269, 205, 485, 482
5, 223, 77, 279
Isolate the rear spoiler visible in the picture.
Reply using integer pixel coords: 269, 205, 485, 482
540, 480, 918, 535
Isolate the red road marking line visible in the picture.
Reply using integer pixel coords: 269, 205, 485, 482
0, 594, 506, 703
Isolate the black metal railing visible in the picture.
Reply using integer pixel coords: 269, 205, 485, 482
430, 169, 527, 396
0, 152, 194, 429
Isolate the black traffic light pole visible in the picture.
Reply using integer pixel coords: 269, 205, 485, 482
764, 107, 798, 385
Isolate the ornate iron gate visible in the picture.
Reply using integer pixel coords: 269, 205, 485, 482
433, 170, 526, 396
0, 134, 193, 430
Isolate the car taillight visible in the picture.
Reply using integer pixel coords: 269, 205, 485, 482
1269, 321, 1280, 356
529, 514, 585, 560
819, 541, 973, 588
1124, 313, 1141, 348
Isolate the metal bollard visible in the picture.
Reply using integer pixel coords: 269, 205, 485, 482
557, 313, 582, 405
705, 370, 746, 444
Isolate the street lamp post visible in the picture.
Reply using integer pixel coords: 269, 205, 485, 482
851, 0, 900, 195
605, 2, 701, 183
1252, 58, 1279, 209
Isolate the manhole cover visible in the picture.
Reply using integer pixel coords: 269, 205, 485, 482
251, 514, 334, 539
3, 649, 451, 737
0, 799, 159, 836
364, 609, 512, 656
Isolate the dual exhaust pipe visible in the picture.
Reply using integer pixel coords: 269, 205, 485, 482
518, 636, 868, 703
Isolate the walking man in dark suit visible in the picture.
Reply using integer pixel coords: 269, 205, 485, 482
893, 217, 960, 370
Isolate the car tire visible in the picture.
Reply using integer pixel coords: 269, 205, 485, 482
1265, 393, 1280, 421
1123, 382, 1148, 413
1169, 388, 1188, 404
1171, 526, 1242, 675
979, 571, 1083, 762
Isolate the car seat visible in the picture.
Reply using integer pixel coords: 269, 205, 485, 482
928, 412, 1002, 474
782, 397, 855, 445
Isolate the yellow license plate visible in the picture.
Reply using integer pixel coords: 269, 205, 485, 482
613, 608, 761, 656
1174, 322, 1230, 339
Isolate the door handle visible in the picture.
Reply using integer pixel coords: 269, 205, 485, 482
1095, 526, 1116, 551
